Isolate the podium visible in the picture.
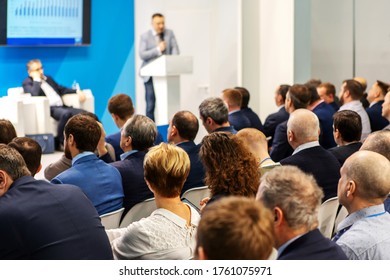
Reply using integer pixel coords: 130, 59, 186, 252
140, 55, 193, 125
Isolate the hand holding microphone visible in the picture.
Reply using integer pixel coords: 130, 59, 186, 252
158, 32, 166, 54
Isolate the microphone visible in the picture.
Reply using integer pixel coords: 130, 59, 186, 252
159, 32, 164, 42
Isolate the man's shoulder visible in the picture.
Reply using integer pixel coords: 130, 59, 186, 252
140, 29, 153, 39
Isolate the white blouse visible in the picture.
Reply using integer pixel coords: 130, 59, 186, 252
106, 205, 200, 260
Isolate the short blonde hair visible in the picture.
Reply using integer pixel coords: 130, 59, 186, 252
236, 128, 268, 160
144, 143, 190, 197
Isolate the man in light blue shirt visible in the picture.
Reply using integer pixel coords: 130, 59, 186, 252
334, 150, 390, 259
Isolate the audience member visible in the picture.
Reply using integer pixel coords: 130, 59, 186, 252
354, 76, 370, 109
257, 165, 347, 260
167, 111, 205, 194
199, 132, 259, 207
360, 130, 390, 161
263, 84, 290, 146
235, 86, 265, 132
106, 143, 199, 260
22, 59, 86, 150
8, 137, 42, 176
51, 114, 124, 215
270, 84, 311, 162
306, 82, 337, 149
0, 119, 17, 144
0, 144, 113, 259
199, 97, 237, 134
110, 115, 156, 218
366, 80, 390, 131
381, 87, 390, 130
334, 151, 390, 259
196, 196, 274, 260
338, 79, 371, 140
317, 82, 340, 111
222, 88, 251, 131
280, 109, 340, 201
328, 110, 362, 165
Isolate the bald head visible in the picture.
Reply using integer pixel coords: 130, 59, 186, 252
342, 151, 390, 202
360, 130, 390, 161
287, 109, 320, 147
236, 128, 269, 161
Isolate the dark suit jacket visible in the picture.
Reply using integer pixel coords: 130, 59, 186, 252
110, 151, 154, 218
312, 102, 337, 149
328, 142, 362, 166
213, 126, 237, 134
0, 176, 113, 260
177, 141, 205, 195
228, 110, 251, 131
278, 229, 347, 260
280, 146, 340, 201
329, 101, 340, 112
264, 107, 289, 146
242, 107, 264, 132
366, 101, 389, 132
270, 120, 293, 162
22, 76, 75, 98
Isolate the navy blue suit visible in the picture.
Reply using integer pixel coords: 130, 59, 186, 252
0, 176, 113, 260
329, 101, 340, 112
177, 141, 205, 195
51, 154, 124, 215
278, 229, 347, 260
242, 107, 264, 132
366, 101, 389, 132
280, 146, 340, 202
263, 107, 289, 146
213, 126, 237, 134
328, 142, 362, 166
110, 151, 154, 219
270, 120, 293, 162
228, 110, 251, 131
312, 102, 337, 149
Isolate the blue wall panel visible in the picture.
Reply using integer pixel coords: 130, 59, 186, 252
0, 0, 135, 134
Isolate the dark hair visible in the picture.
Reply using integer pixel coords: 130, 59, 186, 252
64, 114, 101, 152
333, 110, 362, 142
0, 119, 17, 144
0, 144, 31, 180
305, 82, 321, 104
343, 79, 364, 100
8, 137, 42, 176
376, 80, 390, 96
172, 111, 199, 141
234, 87, 250, 108
277, 84, 291, 102
80, 111, 100, 122
306, 78, 322, 87
288, 84, 311, 109
152, 13, 164, 19
199, 97, 229, 125
108, 94, 135, 120
318, 82, 336, 97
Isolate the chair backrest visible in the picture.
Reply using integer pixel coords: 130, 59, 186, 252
181, 186, 211, 210
318, 197, 341, 239
119, 198, 157, 228
100, 208, 125, 229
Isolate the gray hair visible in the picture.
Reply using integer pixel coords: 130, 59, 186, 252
287, 109, 320, 143
198, 97, 229, 125
123, 115, 157, 151
257, 165, 324, 230
0, 144, 31, 180
360, 130, 390, 161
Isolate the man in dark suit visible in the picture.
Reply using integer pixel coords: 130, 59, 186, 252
167, 111, 205, 194
328, 110, 362, 165
263, 84, 290, 146
280, 109, 340, 201
317, 82, 340, 111
222, 88, 251, 131
0, 144, 113, 260
110, 115, 156, 219
139, 13, 179, 121
235, 87, 264, 132
257, 165, 347, 260
366, 80, 390, 131
199, 97, 237, 134
22, 59, 86, 150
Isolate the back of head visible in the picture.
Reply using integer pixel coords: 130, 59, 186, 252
287, 109, 320, 144
258, 165, 324, 230
123, 114, 157, 151
236, 128, 268, 159
171, 111, 199, 141
288, 84, 311, 110
319, 82, 336, 97
0, 119, 17, 144
222, 88, 242, 108
343, 151, 390, 202
306, 78, 322, 88
360, 130, 390, 161
144, 143, 190, 197
198, 97, 229, 125
376, 80, 390, 96
353, 77, 367, 92
108, 94, 135, 120
0, 144, 31, 181
305, 82, 321, 104
234, 87, 250, 108
333, 110, 362, 142
8, 137, 42, 176
344, 79, 364, 100
277, 84, 291, 103
196, 196, 274, 260
64, 114, 101, 152
200, 132, 259, 197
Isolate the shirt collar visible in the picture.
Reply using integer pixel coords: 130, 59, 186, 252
277, 233, 304, 257
120, 150, 138, 161
337, 204, 386, 232
228, 109, 240, 115
72, 151, 95, 165
292, 141, 320, 155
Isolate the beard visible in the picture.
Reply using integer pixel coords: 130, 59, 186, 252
64, 144, 72, 160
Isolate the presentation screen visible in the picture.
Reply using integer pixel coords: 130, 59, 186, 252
0, 0, 91, 46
